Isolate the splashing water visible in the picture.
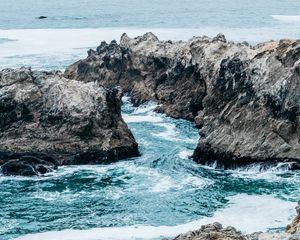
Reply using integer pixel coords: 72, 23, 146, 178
0, 99, 299, 240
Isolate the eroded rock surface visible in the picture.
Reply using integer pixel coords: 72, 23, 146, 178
65, 33, 300, 167
0, 68, 139, 175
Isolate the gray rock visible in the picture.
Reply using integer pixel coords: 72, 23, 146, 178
172, 223, 247, 240
1, 155, 57, 176
65, 32, 206, 120
0, 68, 139, 175
64, 33, 300, 167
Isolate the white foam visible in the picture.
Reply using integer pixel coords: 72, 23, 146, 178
272, 15, 300, 23
178, 150, 193, 159
151, 176, 174, 193
1, 27, 300, 70
229, 162, 298, 181
15, 194, 295, 240
153, 123, 177, 140
132, 101, 158, 114
123, 114, 163, 123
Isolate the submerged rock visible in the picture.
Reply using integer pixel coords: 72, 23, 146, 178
1, 155, 57, 176
65, 33, 300, 168
0, 68, 139, 175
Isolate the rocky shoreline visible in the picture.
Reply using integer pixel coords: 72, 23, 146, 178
0, 33, 299, 239
0, 68, 139, 176
169, 201, 300, 240
64, 32, 300, 169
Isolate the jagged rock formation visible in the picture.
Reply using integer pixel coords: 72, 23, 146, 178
65, 32, 206, 120
65, 33, 300, 168
192, 38, 300, 169
0, 68, 139, 175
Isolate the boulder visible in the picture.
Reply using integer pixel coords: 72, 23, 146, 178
0, 68, 139, 175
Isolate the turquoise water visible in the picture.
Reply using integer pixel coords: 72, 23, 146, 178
1, 1, 300, 239
1, 100, 300, 240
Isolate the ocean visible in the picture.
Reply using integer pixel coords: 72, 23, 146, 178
1, 1, 300, 239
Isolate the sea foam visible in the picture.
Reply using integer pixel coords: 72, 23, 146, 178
14, 194, 295, 240
1, 27, 300, 70
272, 15, 300, 23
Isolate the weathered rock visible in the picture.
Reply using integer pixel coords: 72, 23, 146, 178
0, 68, 139, 175
65, 33, 300, 167
65, 32, 206, 120
192, 38, 300, 168
171, 223, 247, 240
246, 232, 290, 240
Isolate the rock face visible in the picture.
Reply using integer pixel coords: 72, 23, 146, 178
65, 33, 300, 168
192, 38, 300, 168
0, 68, 139, 175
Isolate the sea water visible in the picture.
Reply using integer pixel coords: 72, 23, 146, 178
1, 1, 300, 239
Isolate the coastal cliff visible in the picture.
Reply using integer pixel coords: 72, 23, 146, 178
0, 68, 139, 176
65, 33, 300, 168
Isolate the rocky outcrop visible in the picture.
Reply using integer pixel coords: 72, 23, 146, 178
65, 33, 300, 168
0, 68, 139, 176
171, 223, 247, 240
192, 38, 300, 169
64, 32, 206, 120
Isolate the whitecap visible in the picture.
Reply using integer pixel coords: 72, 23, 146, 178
151, 176, 174, 193
132, 101, 158, 114
229, 162, 299, 181
153, 123, 177, 140
272, 15, 300, 23
178, 150, 193, 159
